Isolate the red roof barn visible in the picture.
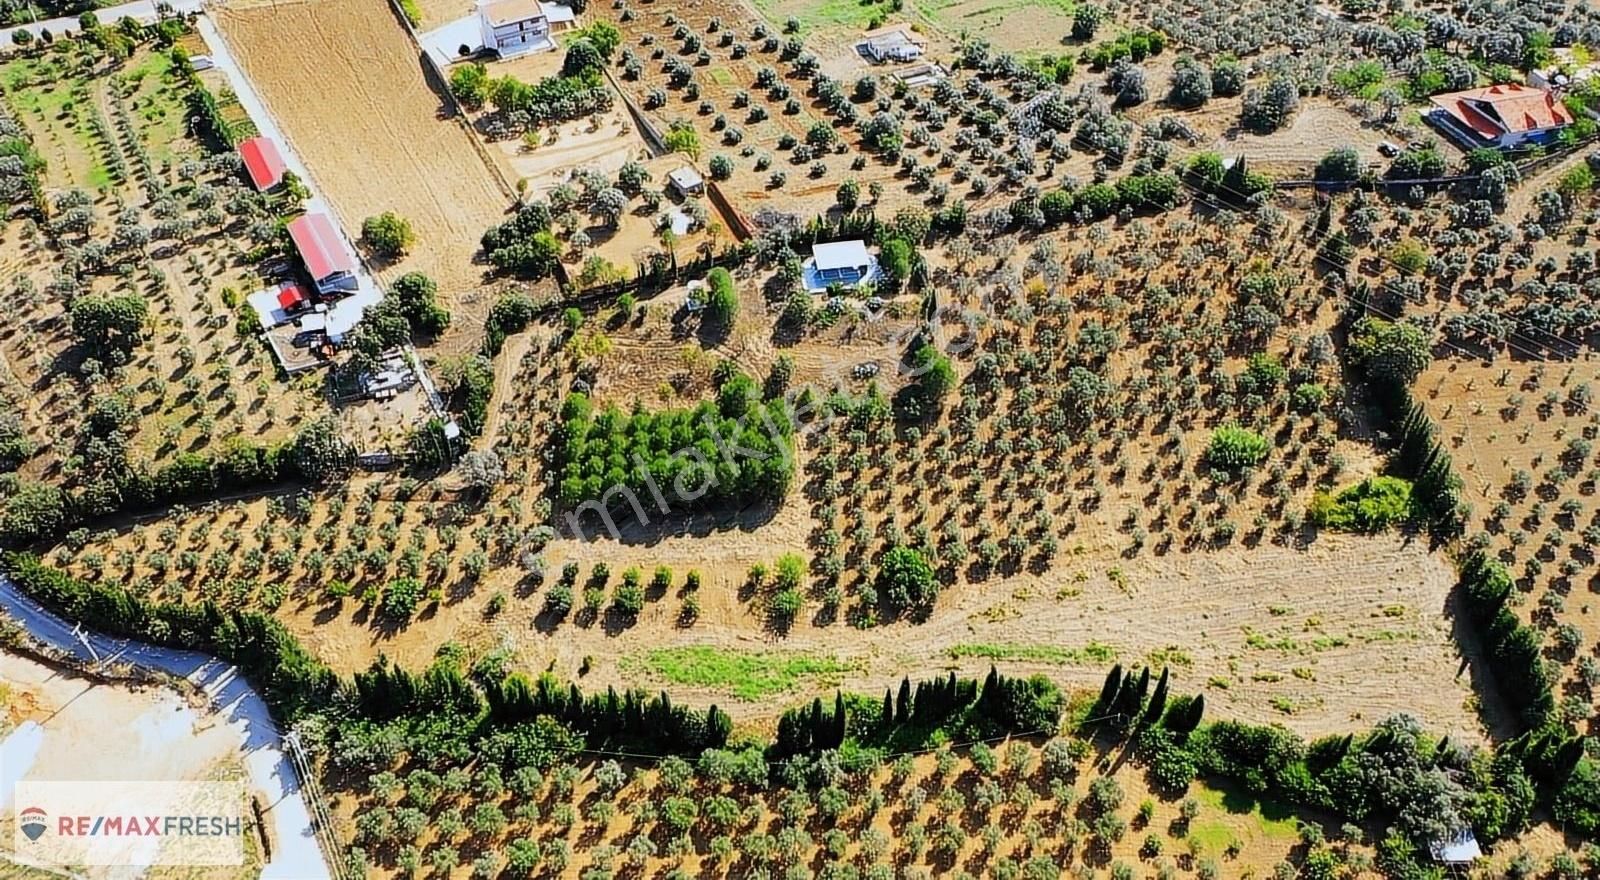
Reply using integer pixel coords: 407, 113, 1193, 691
287, 213, 358, 294
238, 137, 287, 191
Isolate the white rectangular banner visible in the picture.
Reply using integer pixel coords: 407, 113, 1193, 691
10, 780, 247, 867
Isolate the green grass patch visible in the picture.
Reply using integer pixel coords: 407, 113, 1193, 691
707, 68, 735, 87
1147, 645, 1193, 668
1188, 781, 1302, 855
947, 641, 1116, 665
623, 646, 858, 701
751, 0, 895, 31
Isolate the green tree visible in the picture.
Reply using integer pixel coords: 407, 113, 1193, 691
290, 416, 353, 484
1349, 316, 1431, 389
449, 63, 491, 110
665, 121, 700, 158
362, 212, 415, 258
876, 546, 936, 614
704, 267, 737, 329
1314, 146, 1362, 182
561, 38, 604, 77
390, 272, 450, 336
0, 481, 71, 545
70, 293, 148, 362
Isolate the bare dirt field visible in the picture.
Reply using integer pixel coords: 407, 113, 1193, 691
1416, 356, 1600, 733
214, 0, 515, 345
1208, 101, 1393, 175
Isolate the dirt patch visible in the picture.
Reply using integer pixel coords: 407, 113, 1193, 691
1210, 101, 1392, 175
214, 0, 515, 348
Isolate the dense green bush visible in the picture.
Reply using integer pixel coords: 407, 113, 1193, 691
481, 203, 561, 278
1204, 424, 1268, 471
875, 545, 936, 615
704, 267, 737, 329
1308, 476, 1415, 531
361, 212, 415, 258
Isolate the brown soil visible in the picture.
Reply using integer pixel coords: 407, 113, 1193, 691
214, 0, 516, 348
1416, 356, 1600, 734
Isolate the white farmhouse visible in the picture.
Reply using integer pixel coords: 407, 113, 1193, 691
478, 0, 554, 57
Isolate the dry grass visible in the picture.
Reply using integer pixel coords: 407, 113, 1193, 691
214, 0, 516, 349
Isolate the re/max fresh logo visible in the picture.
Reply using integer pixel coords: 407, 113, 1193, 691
19, 809, 243, 840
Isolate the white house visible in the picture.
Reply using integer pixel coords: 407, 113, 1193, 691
802, 239, 880, 292
478, 0, 554, 57
858, 27, 925, 64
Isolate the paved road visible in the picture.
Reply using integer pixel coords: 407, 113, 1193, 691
1, 0, 203, 48
0, 575, 332, 880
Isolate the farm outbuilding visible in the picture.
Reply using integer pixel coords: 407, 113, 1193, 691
288, 213, 359, 295
667, 166, 704, 196
858, 27, 925, 64
237, 136, 287, 191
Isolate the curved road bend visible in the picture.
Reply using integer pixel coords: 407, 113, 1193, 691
0, 575, 332, 880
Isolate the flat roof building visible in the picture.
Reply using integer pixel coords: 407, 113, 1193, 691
803, 239, 880, 292
667, 166, 705, 196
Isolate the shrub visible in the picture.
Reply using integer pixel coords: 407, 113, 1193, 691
381, 577, 425, 619
612, 581, 645, 616
362, 212, 415, 258
1308, 476, 1415, 532
1205, 425, 1269, 472
769, 587, 803, 622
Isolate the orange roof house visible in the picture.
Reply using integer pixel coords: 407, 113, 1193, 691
1428, 83, 1573, 148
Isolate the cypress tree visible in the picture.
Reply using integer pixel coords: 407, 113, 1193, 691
896, 676, 912, 723
880, 688, 894, 730
1096, 663, 1123, 713
1141, 667, 1170, 728
809, 697, 826, 747
706, 704, 732, 748
832, 691, 848, 748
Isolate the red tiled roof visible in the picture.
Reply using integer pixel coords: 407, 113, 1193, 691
238, 137, 287, 191
1429, 84, 1573, 136
287, 213, 354, 283
276, 283, 309, 310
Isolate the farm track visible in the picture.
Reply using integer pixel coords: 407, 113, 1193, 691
213, 0, 512, 349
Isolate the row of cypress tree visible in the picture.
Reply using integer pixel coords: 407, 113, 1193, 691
1093, 664, 1204, 735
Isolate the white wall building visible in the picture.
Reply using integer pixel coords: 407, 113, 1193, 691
478, 0, 553, 57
